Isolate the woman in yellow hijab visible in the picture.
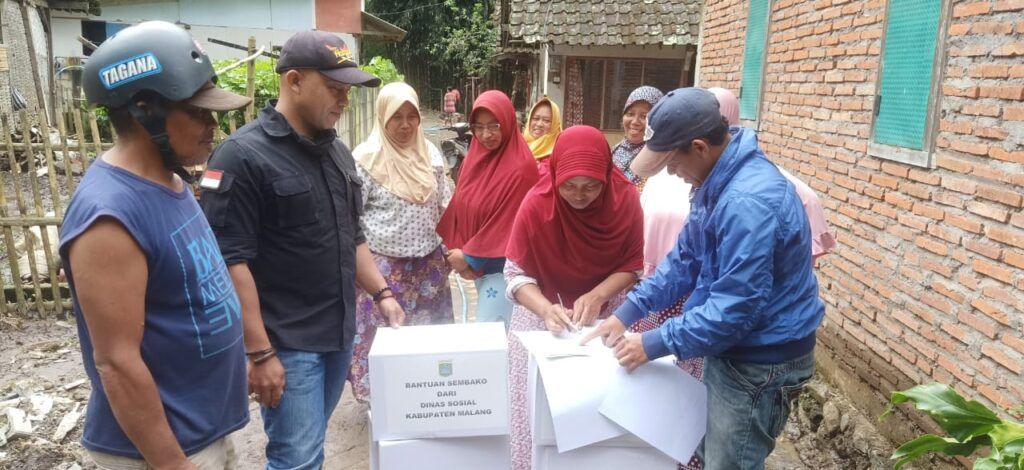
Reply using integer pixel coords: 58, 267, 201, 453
349, 82, 454, 402
523, 97, 562, 162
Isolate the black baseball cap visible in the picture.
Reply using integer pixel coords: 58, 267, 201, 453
276, 31, 381, 87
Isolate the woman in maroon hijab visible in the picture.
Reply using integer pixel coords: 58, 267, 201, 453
437, 90, 540, 325
503, 125, 644, 469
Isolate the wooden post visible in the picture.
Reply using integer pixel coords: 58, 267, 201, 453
71, 109, 92, 174
0, 115, 26, 312
37, 114, 64, 316
45, 6, 56, 124
23, 111, 61, 315
245, 36, 257, 123
17, 111, 46, 315
19, 0, 48, 121
56, 112, 76, 195
37, 113, 63, 217
87, 110, 103, 162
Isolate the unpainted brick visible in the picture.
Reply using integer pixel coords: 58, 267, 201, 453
972, 258, 1016, 284
971, 297, 1013, 327
977, 184, 1024, 207
981, 343, 1024, 374
987, 226, 1024, 249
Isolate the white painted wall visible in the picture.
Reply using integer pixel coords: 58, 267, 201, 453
50, 0, 356, 62
64, 0, 314, 30
52, 17, 87, 60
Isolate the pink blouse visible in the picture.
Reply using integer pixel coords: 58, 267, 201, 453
641, 166, 834, 278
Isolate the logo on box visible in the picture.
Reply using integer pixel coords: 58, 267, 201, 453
438, 360, 453, 377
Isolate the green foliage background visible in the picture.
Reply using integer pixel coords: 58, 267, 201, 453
214, 59, 280, 112
364, 0, 498, 110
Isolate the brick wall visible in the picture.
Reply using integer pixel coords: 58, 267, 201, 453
698, 0, 1024, 445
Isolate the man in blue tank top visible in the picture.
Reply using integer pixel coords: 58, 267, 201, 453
59, 21, 252, 469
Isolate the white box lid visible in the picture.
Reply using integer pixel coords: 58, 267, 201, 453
370, 323, 507, 356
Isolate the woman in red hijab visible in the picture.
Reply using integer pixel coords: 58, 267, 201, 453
503, 125, 644, 469
437, 90, 540, 325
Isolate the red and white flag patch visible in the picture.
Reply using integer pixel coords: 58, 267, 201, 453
199, 169, 223, 190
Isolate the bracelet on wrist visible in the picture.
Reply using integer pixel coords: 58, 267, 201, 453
372, 286, 392, 302
375, 292, 395, 304
245, 347, 274, 357
251, 349, 277, 364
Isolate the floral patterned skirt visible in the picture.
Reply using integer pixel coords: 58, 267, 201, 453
629, 296, 704, 470
347, 247, 453, 402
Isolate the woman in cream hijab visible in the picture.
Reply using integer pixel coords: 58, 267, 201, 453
523, 97, 563, 163
348, 82, 454, 402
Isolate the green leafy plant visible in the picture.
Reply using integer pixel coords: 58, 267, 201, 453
213, 58, 280, 112
364, 0, 498, 108
88, 104, 112, 141
360, 56, 405, 85
882, 382, 1024, 469
427, 1, 497, 79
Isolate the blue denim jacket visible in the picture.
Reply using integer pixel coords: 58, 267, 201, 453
614, 127, 825, 364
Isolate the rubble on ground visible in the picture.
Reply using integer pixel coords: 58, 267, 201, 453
0, 324, 92, 469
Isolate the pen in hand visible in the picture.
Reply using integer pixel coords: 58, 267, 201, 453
556, 293, 580, 333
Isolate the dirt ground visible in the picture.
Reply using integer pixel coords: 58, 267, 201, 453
0, 112, 825, 470
0, 276, 818, 470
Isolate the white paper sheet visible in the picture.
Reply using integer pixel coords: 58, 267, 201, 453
598, 356, 707, 464
516, 330, 628, 452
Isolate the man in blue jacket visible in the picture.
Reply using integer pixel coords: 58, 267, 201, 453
583, 88, 824, 470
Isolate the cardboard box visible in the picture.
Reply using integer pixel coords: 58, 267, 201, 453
368, 411, 379, 470
533, 444, 677, 469
519, 329, 706, 467
369, 323, 509, 440
377, 435, 510, 470
370, 409, 510, 470
529, 359, 646, 448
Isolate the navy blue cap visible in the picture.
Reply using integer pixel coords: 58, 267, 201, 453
276, 31, 381, 87
630, 88, 723, 177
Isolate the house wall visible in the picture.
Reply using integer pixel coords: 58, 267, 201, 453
542, 44, 693, 145
0, 0, 51, 115
80, 0, 314, 31
51, 1, 357, 62
315, 0, 362, 33
545, 44, 692, 110
698, 0, 1024, 446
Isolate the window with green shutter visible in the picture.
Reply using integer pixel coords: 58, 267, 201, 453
870, 0, 948, 167
739, 0, 770, 121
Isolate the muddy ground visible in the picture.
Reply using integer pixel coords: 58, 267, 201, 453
0, 284, 868, 470
0, 113, 892, 470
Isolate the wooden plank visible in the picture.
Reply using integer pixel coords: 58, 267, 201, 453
0, 116, 24, 314
71, 110, 92, 173
0, 141, 113, 152
20, 1, 48, 117
33, 113, 64, 315
1, 114, 29, 312
0, 217, 61, 226
228, 110, 237, 134
17, 111, 46, 315
37, 112, 63, 217
22, 111, 60, 315
212, 112, 222, 143
0, 45, 8, 72
87, 110, 103, 166
245, 37, 256, 123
